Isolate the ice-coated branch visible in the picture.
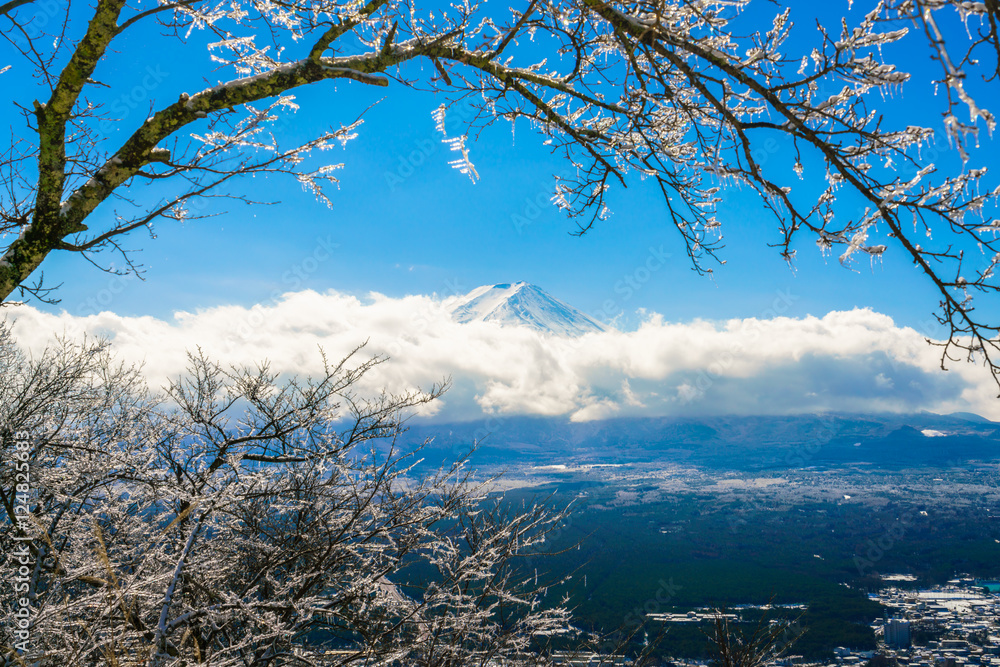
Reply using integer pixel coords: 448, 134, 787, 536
0, 325, 575, 666
2, 0, 999, 386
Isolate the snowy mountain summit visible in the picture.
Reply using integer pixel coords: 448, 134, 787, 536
448, 282, 608, 337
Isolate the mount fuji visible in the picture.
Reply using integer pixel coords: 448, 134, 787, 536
448, 282, 608, 337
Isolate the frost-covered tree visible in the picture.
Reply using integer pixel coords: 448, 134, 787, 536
706, 605, 805, 667
0, 324, 576, 666
1, 0, 998, 376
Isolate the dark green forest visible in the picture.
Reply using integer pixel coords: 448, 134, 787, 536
497, 479, 1000, 662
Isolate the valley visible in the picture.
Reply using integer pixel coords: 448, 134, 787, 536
393, 413, 1000, 663
487, 463, 1000, 661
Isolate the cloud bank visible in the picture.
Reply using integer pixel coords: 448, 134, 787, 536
4, 289, 995, 421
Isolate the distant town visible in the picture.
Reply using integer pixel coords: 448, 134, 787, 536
859, 578, 1000, 667
635, 578, 1000, 667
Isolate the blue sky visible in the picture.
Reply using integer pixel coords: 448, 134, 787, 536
3, 0, 984, 338
4, 1, 999, 421
27, 77, 955, 338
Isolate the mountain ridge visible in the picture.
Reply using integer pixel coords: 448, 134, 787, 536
399, 412, 1000, 470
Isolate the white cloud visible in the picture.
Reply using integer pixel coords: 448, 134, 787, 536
875, 373, 894, 389
4, 289, 997, 421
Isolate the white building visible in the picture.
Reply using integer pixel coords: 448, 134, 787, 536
886, 619, 912, 649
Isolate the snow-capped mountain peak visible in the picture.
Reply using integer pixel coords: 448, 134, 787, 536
448, 282, 607, 336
